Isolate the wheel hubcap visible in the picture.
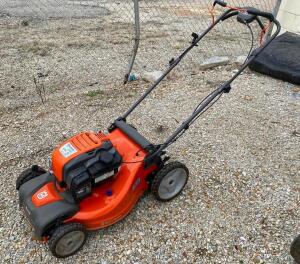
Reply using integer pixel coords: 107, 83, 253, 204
158, 168, 187, 200
56, 231, 85, 257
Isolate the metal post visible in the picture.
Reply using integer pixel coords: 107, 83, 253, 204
267, 0, 282, 39
124, 0, 140, 84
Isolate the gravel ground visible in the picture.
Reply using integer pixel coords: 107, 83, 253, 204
0, 2, 300, 264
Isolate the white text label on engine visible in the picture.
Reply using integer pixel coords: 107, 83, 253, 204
59, 143, 77, 158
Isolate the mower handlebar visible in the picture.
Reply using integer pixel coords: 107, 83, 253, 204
121, 2, 281, 139
246, 7, 275, 22
214, 1, 275, 23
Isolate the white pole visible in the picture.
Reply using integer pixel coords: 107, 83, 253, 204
276, 0, 300, 35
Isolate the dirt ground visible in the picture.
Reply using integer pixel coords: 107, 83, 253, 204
0, 1, 299, 264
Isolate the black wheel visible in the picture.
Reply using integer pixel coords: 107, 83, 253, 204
16, 165, 46, 190
291, 235, 300, 263
49, 223, 87, 258
151, 161, 189, 202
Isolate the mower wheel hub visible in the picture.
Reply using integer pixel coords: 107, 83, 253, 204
158, 168, 187, 200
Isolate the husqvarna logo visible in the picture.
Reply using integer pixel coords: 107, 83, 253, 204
37, 191, 48, 200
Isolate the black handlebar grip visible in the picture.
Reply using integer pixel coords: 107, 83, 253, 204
213, 0, 227, 7
247, 7, 275, 22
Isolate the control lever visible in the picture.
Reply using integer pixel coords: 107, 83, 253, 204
237, 12, 256, 24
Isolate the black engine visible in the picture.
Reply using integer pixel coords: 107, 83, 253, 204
62, 141, 122, 201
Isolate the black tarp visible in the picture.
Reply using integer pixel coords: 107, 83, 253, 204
249, 32, 300, 85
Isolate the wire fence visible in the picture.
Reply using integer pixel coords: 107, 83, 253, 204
0, 0, 280, 101
0, 0, 135, 99
131, 0, 280, 78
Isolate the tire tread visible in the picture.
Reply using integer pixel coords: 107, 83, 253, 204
291, 234, 300, 263
48, 223, 86, 258
151, 161, 189, 202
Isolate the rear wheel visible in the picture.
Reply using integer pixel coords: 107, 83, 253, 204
16, 165, 46, 190
49, 223, 87, 258
151, 161, 189, 202
291, 235, 300, 263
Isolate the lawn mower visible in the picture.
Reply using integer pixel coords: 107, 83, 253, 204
17, 1, 281, 258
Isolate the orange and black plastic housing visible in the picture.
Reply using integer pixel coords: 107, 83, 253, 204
51, 132, 109, 183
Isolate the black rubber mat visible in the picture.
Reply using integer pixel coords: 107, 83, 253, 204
249, 32, 300, 85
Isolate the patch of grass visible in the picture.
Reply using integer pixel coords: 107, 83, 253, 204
27, 45, 49, 56
19, 41, 54, 57
67, 42, 85, 48
86, 89, 104, 97
48, 86, 58, 94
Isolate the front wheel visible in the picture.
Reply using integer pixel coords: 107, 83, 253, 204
49, 223, 87, 258
151, 161, 189, 202
291, 234, 300, 263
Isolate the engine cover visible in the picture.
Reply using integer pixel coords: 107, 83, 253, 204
51, 132, 122, 201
